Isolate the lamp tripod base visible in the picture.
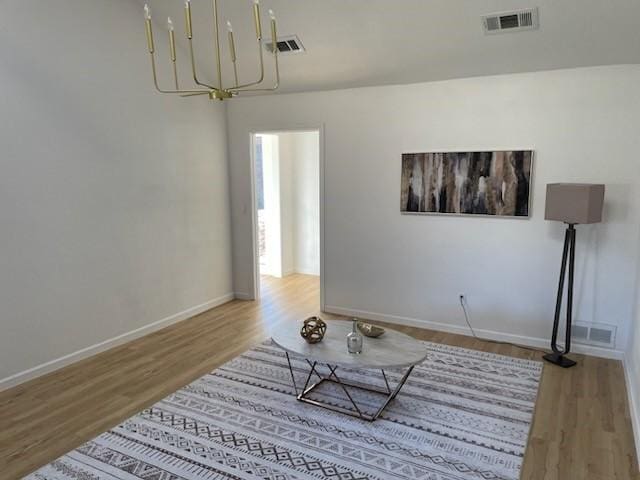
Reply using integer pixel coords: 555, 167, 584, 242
543, 352, 576, 368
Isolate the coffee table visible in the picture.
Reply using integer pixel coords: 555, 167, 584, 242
271, 319, 428, 421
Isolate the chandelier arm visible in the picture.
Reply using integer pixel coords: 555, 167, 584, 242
228, 1, 266, 90
180, 92, 212, 97
172, 61, 179, 90
212, 0, 223, 90
188, 38, 217, 90
232, 62, 239, 88
149, 53, 210, 95
230, 40, 265, 90
232, 14, 278, 93
185, 1, 219, 91
231, 48, 278, 93
227, 26, 239, 88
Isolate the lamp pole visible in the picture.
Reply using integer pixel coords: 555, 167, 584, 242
543, 223, 577, 368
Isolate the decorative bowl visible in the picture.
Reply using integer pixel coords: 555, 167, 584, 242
357, 322, 385, 338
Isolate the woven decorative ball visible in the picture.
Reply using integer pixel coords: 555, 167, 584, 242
300, 317, 327, 344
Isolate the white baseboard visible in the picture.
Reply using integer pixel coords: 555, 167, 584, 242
323, 305, 625, 361
623, 354, 640, 469
234, 291, 254, 300
0, 293, 235, 393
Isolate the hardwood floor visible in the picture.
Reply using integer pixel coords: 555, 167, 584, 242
0, 273, 637, 479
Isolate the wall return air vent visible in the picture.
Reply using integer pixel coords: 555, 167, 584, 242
572, 321, 617, 349
264, 35, 305, 55
482, 8, 539, 34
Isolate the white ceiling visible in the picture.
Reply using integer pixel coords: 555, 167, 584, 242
142, 0, 640, 94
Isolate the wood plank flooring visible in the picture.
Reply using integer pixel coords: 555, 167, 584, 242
0, 273, 637, 479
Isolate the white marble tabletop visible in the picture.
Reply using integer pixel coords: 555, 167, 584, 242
271, 319, 428, 369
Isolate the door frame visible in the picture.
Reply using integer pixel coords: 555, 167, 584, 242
248, 124, 325, 309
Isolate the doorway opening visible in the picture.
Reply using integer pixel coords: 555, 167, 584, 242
252, 130, 321, 300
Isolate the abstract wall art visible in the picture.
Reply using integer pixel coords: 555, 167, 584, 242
400, 150, 533, 217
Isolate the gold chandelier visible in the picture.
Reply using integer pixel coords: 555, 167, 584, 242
143, 0, 279, 101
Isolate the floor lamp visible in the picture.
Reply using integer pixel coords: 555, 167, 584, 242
543, 183, 605, 368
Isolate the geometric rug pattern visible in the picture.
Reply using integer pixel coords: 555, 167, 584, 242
25, 340, 542, 480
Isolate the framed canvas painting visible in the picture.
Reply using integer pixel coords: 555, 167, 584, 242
400, 150, 533, 217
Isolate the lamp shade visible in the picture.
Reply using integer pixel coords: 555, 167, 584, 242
544, 183, 605, 224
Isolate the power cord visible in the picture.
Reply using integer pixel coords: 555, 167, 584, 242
458, 295, 548, 354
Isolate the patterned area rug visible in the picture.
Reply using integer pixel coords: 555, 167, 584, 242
26, 340, 542, 480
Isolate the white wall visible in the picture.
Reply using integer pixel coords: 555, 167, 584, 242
627, 240, 640, 465
277, 132, 320, 276
0, 0, 233, 387
627, 313, 640, 467
228, 65, 640, 355
259, 134, 284, 277
278, 134, 296, 276
292, 132, 321, 276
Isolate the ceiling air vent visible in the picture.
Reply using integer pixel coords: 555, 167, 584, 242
482, 8, 539, 34
264, 35, 305, 55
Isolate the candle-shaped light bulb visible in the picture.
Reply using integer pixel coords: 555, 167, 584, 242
168, 17, 177, 62
228, 21, 237, 64
252, 0, 262, 39
184, 0, 193, 39
269, 9, 277, 53
144, 4, 154, 53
